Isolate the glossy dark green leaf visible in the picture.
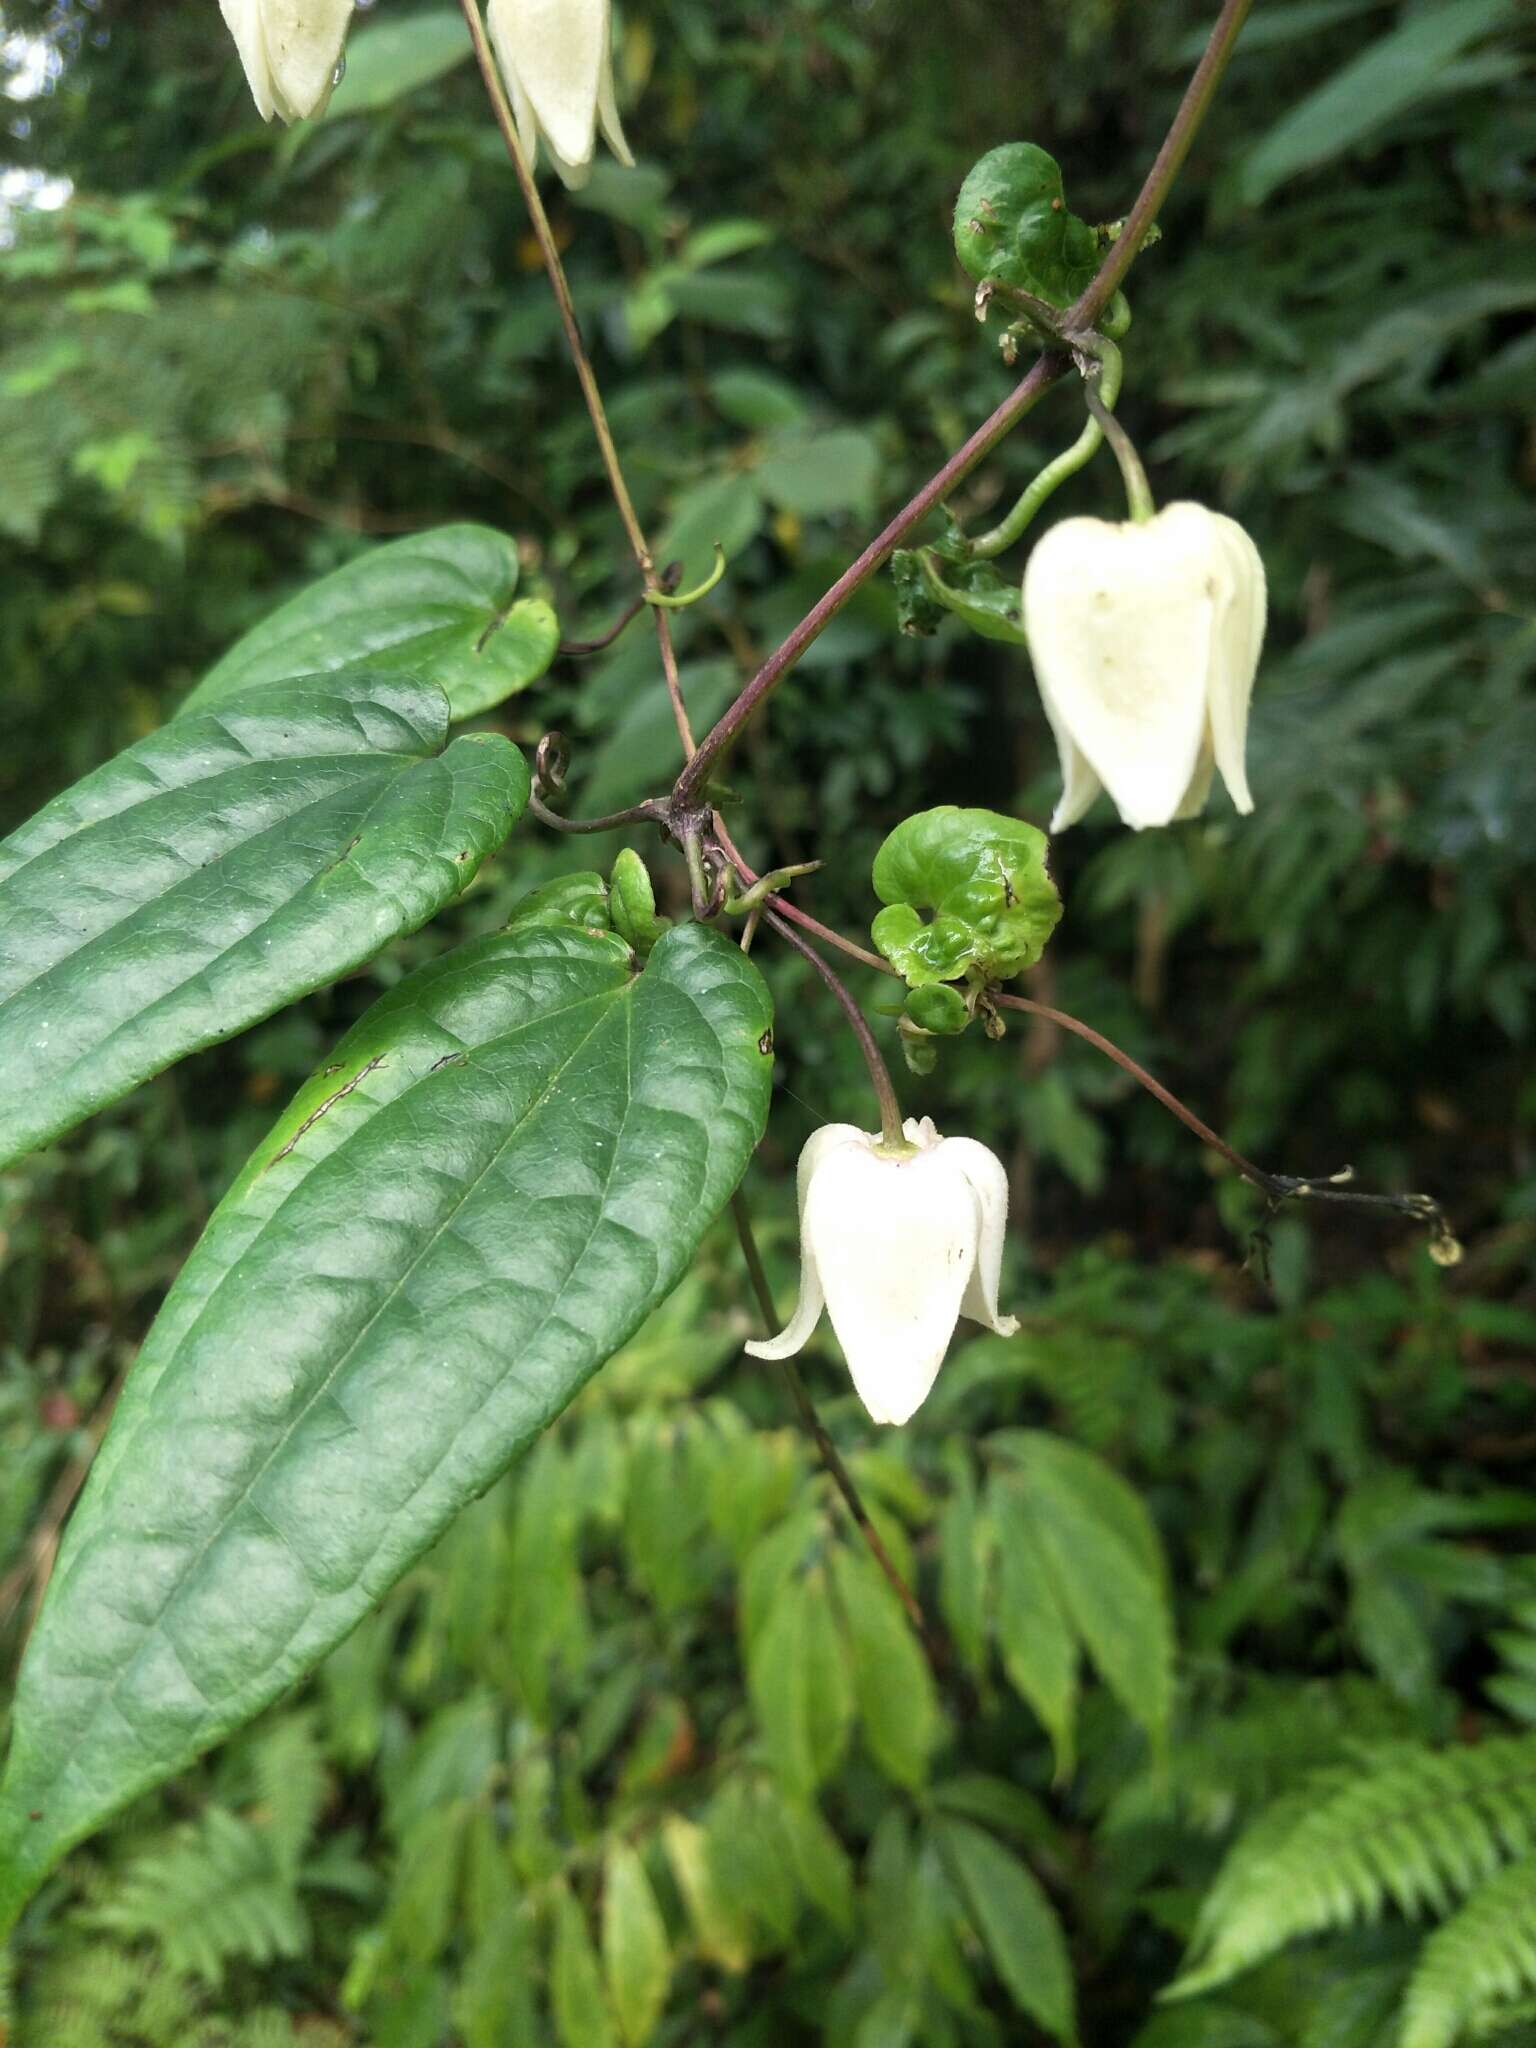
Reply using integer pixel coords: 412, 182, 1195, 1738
180, 525, 558, 723
0, 671, 527, 1169
0, 922, 773, 1924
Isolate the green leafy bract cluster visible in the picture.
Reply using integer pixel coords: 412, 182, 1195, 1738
505, 850, 672, 957
872, 805, 1062, 991
952, 142, 1100, 307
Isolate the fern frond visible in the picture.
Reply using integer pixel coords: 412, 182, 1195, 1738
244, 1711, 328, 1873
87, 1806, 309, 1985
1169, 1736, 1536, 1999
1399, 1856, 1536, 2048
1487, 1563, 1536, 1728
1104, 1676, 1414, 1837
1467, 1995, 1536, 2041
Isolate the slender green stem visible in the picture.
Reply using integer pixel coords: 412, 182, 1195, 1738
456, 0, 695, 756
968, 339, 1123, 559
762, 907, 906, 1149
1085, 379, 1155, 522
527, 791, 665, 835
646, 543, 726, 610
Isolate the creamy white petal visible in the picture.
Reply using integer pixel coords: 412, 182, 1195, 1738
1036, 665, 1106, 832
942, 1137, 1020, 1336
743, 1125, 865, 1363
510, 69, 540, 165
743, 1236, 827, 1362
502, 0, 606, 173
594, 11, 634, 167
806, 1143, 979, 1426
259, 0, 354, 123
1023, 506, 1217, 831
1173, 733, 1217, 821
1205, 511, 1266, 816
220, 0, 277, 120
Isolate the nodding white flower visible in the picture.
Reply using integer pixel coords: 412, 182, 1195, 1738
219, 0, 355, 124
1022, 502, 1267, 832
486, 0, 634, 188
746, 1117, 1019, 1427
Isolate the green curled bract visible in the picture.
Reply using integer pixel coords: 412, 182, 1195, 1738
505, 871, 611, 935
953, 142, 1100, 308
871, 806, 1062, 989
609, 848, 672, 957
905, 983, 970, 1035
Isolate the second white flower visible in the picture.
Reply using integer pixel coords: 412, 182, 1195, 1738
1022, 501, 1267, 832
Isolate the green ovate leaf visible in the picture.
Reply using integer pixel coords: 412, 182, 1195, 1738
0, 922, 773, 1924
952, 141, 1099, 307
933, 1816, 1077, 2045
832, 1547, 939, 1790
0, 672, 528, 1170
602, 1842, 672, 2048
992, 1431, 1175, 1757
662, 1816, 754, 1973
553, 1883, 616, 2048
871, 805, 1062, 988
749, 1569, 854, 1799
988, 1475, 1081, 1778
179, 524, 558, 723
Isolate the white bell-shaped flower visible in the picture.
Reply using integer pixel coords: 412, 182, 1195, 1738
219, 0, 355, 125
746, 1117, 1019, 1426
1022, 502, 1266, 832
487, 0, 634, 188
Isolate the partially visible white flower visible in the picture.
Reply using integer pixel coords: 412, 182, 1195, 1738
746, 1117, 1018, 1427
486, 0, 634, 188
219, 0, 355, 125
1022, 502, 1267, 832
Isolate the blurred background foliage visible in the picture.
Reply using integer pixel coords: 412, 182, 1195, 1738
1, 0, 1534, 2040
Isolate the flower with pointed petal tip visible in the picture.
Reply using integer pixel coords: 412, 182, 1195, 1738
1022, 501, 1266, 832
486, 0, 634, 189
746, 1117, 1018, 1426
218, 0, 355, 125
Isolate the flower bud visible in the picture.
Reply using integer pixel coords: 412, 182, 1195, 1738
1022, 502, 1266, 832
219, 0, 355, 125
486, 0, 634, 188
746, 1118, 1018, 1426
